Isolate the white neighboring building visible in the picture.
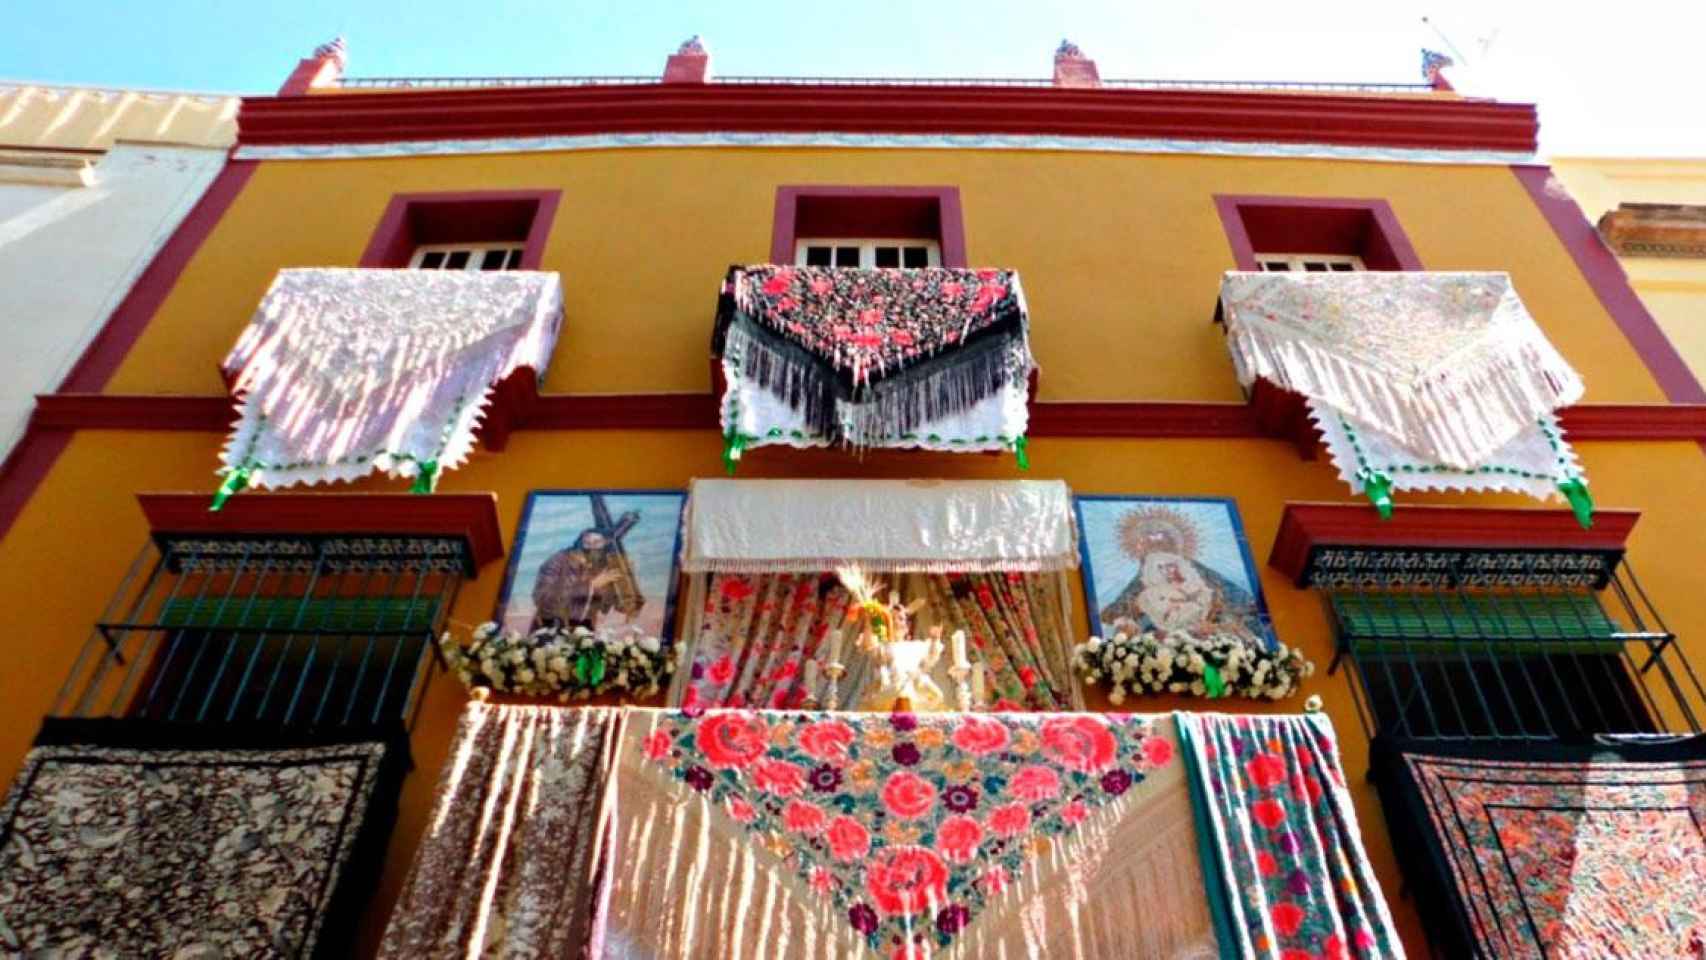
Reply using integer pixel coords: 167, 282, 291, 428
0, 84, 239, 459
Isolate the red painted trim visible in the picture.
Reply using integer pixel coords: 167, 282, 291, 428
237, 85, 1539, 154
770, 186, 967, 267
58, 160, 257, 393
1513, 165, 1706, 405
23, 394, 1706, 442
1267, 501, 1641, 585
136, 492, 506, 570
33, 394, 235, 431
358, 189, 562, 269
1213, 194, 1424, 271
278, 56, 340, 96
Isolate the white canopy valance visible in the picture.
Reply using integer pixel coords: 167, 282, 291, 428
217, 268, 562, 504
680, 478, 1078, 573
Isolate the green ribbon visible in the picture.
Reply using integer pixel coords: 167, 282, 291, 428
722, 431, 746, 475
1558, 477, 1594, 529
1356, 468, 1394, 520
574, 649, 607, 687
409, 460, 439, 495
1012, 435, 1030, 471
1202, 662, 1227, 698
209, 466, 250, 512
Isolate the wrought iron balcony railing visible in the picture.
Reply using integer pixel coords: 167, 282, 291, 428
52, 534, 463, 728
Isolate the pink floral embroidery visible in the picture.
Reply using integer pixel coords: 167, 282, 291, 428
827, 815, 871, 862
798, 720, 856, 764
706, 655, 737, 687
1252, 798, 1288, 830
986, 803, 1031, 838
1246, 752, 1287, 790
1009, 765, 1061, 802
1141, 735, 1174, 767
1059, 799, 1088, 826
726, 796, 756, 823
698, 713, 768, 770
865, 845, 948, 917
881, 771, 938, 821
642, 730, 672, 761
753, 758, 807, 797
810, 866, 836, 895
950, 716, 1011, 756
783, 799, 828, 835
1039, 716, 1118, 773
936, 815, 983, 864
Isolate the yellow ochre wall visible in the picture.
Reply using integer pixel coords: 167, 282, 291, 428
1552, 156, 1706, 384
1, 146, 1701, 958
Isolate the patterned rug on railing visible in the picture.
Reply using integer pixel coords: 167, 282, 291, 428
382, 704, 1401, 960
0, 719, 409, 958
1373, 735, 1706, 960
713, 265, 1034, 462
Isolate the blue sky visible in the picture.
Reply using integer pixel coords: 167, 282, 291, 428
3, 1, 1702, 156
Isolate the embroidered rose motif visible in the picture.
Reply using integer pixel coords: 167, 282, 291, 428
783, 799, 828, 835
892, 743, 922, 767
827, 815, 871, 862
753, 758, 807, 797
848, 903, 879, 935
1100, 769, 1133, 796
1059, 799, 1088, 825
798, 720, 856, 764
1039, 716, 1118, 773
1252, 798, 1288, 830
936, 815, 983, 864
698, 713, 768, 769
950, 716, 1010, 756
880, 771, 937, 820
981, 864, 1008, 894
643, 730, 672, 761
864, 845, 948, 917
889, 713, 918, 733
762, 270, 794, 295
1009, 765, 1060, 802
1271, 900, 1305, 938
683, 765, 713, 791
936, 904, 971, 935
810, 866, 836, 895
1256, 849, 1279, 876
1246, 751, 1287, 790
986, 803, 1031, 838
1141, 735, 1174, 767
705, 655, 737, 687
726, 795, 756, 823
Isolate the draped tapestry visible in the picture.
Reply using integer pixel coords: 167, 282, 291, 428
1372, 735, 1706, 959
0, 720, 408, 958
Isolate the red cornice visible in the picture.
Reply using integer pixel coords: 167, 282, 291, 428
1268, 501, 1641, 585
237, 84, 1538, 154
28, 394, 1706, 441
136, 492, 506, 570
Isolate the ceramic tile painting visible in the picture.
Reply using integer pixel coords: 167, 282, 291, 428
496, 490, 687, 640
1074, 495, 1272, 649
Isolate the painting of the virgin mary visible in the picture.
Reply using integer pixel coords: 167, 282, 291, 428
1076, 497, 1271, 648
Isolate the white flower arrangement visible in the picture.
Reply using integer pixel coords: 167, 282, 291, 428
1071, 629, 1315, 702
439, 621, 674, 701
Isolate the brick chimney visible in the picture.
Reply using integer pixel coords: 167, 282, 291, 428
278, 37, 346, 96
1052, 39, 1100, 88
663, 36, 711, 84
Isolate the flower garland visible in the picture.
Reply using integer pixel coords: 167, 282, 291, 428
1072, 630, 1315, 702
439, 622, 674, 700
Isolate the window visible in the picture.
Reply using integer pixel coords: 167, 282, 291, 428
1255, 253, 1364, 273
1215, 196, 1423, 272
55, 533, 465, 727
360, 190, 560, 270
794, 239, 940, 269
771, 187, 967, 267
410, 242, 524, 271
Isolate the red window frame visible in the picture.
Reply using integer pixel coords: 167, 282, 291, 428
770, 186, 967, 267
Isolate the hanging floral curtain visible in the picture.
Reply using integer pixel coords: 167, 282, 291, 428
924, 572, 1077, 710
678, 573, 857, 711
1177, 713, 1403, 960
377, 705, 620, 959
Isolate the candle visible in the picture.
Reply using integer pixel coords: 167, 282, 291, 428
971, 663, 986, 705
804, 658, 820, 693
826, 628, 844, 667
950, 629, 968, 669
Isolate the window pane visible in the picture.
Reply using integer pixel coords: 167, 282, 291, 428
874, 247, 901, 269
480, 249, 508, 271
419, 251, 447, 269
504, 248, 523, 270
446, 250, 472, 270
1329, 261, 1356, 271
805, 246, 832, 267
1303, 261, 1329, 272
902, 247, 928, 268
834, 246, 860, 267
1261, 261, 1290, 272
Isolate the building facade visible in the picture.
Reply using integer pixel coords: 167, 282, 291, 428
0, 40, 1703, 958
0, 83, 238, 460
